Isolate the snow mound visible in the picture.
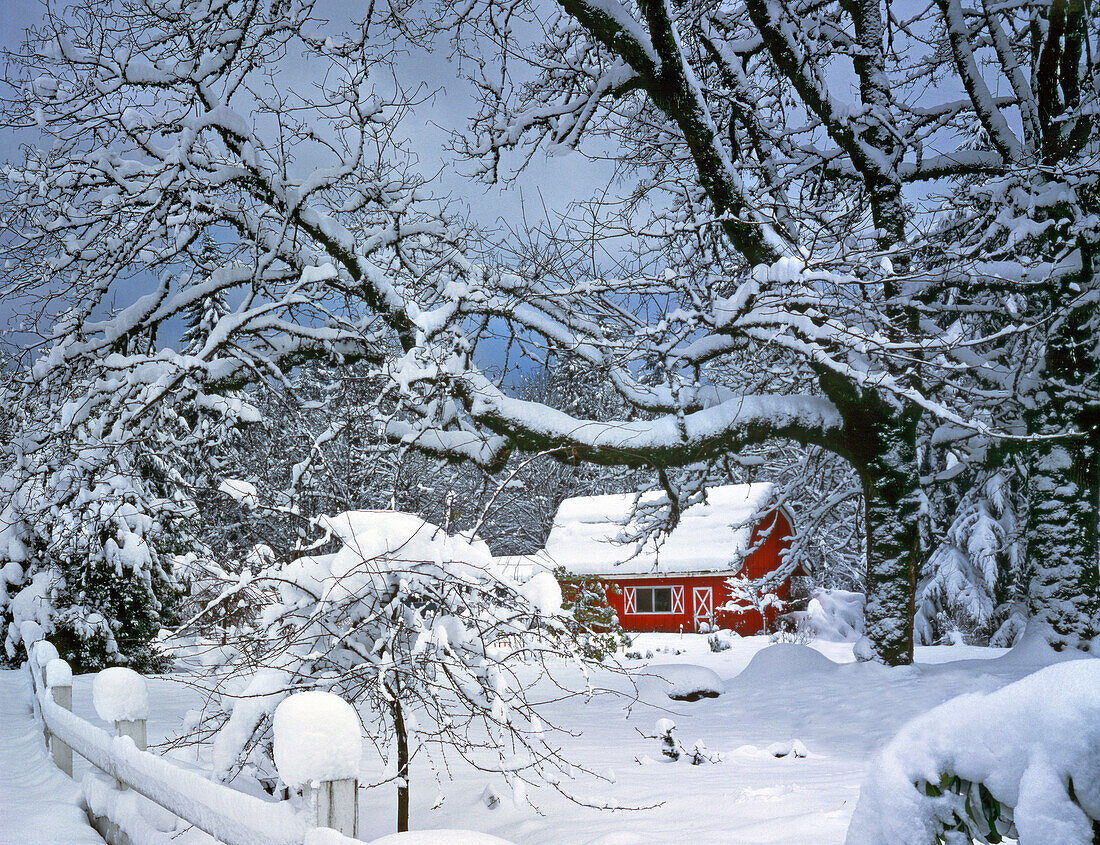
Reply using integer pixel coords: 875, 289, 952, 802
273, 691, 362, 788
520, 571, 563, 616
641, 664, 723, 701
45, 658, 72, 688
92, 667, 149, 723
734, 644, 839, 685
846, 659, 1100, 845
806, 589, 864, 642
766, 739, 809, 758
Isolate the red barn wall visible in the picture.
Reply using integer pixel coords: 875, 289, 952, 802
599, 509, 794, 635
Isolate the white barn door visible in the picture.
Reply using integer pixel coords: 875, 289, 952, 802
693, 587, 713, 632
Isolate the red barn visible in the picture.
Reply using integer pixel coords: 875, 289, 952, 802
541, 484, 800, 635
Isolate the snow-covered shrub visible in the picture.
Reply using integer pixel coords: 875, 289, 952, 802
653, 719, 679, 760
846, 660, 1100, 845
202, 510, 583, 832
770, 615, 814, 644
1, 453, 180, 672
803, 589, 865, 642
553, 567, 630, 661
686, 740, 720, 766
707, 633, 733, 652
989, 609, 1028, 648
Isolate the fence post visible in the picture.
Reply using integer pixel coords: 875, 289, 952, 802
45, 658, 74, 778
303, 778, 359, 837
91, 667, 149, 791
115, 718, 148, 752
29, 641, 60, 746
113, 717, 147, 791
273, 691, 362, 838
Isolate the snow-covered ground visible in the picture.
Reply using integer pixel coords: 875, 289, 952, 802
0, 669, 104, 845
255, 634, 1084, 843
2, 633, 1090, 845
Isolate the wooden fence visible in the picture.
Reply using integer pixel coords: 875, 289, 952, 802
26, 640, 353, 845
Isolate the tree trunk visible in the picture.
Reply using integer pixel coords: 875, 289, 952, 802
1025, 292, 1100, 649
819, 371, 922, 665
392, 697, 410, 833
858, 414, 922, 665
1026, 436, 1100, 647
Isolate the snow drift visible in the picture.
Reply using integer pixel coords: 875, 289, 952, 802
846, 659, 1100, 845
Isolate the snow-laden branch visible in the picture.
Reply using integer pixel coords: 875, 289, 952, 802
456, 371, 844, 466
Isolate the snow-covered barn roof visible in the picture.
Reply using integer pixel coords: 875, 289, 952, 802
543, 483, 784, 576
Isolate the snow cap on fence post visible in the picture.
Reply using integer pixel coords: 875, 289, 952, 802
45, 657, 72, 689
273, 691, 362, 788
274, 691, 361, 837
92, 667, 149, 724
93, 663, 149, 785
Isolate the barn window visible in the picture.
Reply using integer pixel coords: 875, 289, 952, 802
634, 587, 673, 614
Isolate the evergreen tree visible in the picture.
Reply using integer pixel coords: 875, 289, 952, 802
915, 471, 1023, 645
553, 567, 630, 660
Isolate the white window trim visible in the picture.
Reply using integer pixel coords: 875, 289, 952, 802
624, 585, 685, 615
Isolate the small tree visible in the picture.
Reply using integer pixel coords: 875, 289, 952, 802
1, 442, 181, 672
554, 567, 631, 661
723, 574, 786, 635
202, 511, 584, 833
915, 471, 1022, 646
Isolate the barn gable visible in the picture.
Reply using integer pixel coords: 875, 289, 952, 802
544, 483, 782, 576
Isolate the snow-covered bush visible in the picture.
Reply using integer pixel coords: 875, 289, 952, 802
202, 510, 582, 833
553, 567, 630, 661
803, 589, 865, 642
686, 740, 720, 766
769, 616, 815, 645
1, 452, 180, 672
846, 660, 1100, 845
653, 719, 678, 761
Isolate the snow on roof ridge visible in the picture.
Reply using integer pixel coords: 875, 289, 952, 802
553, 482, 775, 522
545, 482, 781, 576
